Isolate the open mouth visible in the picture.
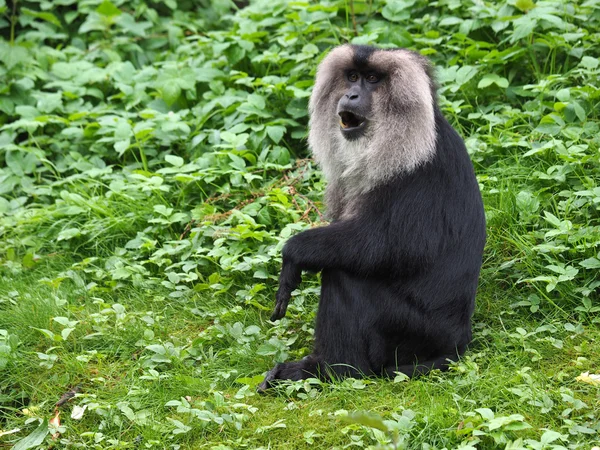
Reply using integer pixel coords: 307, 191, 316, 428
339, 111, 366, 130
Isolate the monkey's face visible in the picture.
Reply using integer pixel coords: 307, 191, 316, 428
308, 45, 437, 186
336, 68, 383, 140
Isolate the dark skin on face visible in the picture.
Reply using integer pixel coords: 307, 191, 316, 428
336, 69, 384, 140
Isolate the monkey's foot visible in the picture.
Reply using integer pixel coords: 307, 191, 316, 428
257, 359, 319, 393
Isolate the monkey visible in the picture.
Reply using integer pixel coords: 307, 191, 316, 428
258, 45, 486, 391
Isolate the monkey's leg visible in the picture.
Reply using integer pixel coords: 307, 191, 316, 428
257, 356, 321, 392
260, 272, 369, 392
384, 354, 459, 378
257, 356, 366, 393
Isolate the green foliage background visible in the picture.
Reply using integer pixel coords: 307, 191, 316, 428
0, 0, 599, 448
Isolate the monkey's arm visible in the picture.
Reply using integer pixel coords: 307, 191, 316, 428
271, 260, 302, 321
283, 220, 392, 274
271, 219, 394, 320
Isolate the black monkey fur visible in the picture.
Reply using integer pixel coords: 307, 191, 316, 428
259, 48, 486, 390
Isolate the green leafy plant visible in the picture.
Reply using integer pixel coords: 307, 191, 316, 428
0, 0, 599, 448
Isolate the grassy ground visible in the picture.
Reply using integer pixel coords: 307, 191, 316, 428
1, 0, 600, 449
1, 260, 599, 448
2, 264, 599, 449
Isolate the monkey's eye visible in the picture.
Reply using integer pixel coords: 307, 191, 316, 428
366, 73, 379, 83
348, 72, 359, 82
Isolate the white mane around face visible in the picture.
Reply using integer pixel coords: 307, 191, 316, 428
308, 46, 437, 198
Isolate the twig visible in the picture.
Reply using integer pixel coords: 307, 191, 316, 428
179, 158, 323, 233
349, 0, 358, 36
9, 0, 18, 44
179, 219, 197, 239
56, 385, 81, 407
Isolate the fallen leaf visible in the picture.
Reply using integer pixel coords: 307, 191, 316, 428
49, 410, 60, 440
575, 371, 600, 386
71, 405, 87, 420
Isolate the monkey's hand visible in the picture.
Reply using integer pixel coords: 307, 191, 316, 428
271, 260, 302, 321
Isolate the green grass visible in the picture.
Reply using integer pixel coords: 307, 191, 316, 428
1, 264, 599, 448
1, 0, 600, 448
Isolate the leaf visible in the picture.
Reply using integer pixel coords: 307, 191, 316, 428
244, 325, 261, 335
114, 139, 130, 155
381, 0, 414, 22
146, 344, 166, 354
71, 405, 87, 420
575, 372, 600, 385
454, 66, 479, 87
0, 42, 30, 69
96, 0, 121, 17
32, 328, 56, 341
341, 411, 389, 432
57, 228, 81, 241
393, 372, 410, 382
571, 101, 586, 121
579, 56, 599, 70
255, 419, 287, 434
161, 83, 181, 106
256, 207, 272, 225
266, 126, 286, 144
543, 211, 562, 228
439, 17, 462, 26
61, 328, 75, 341
247, 94, 266, 109
49, 410, 61, 439
487, 414, 526, 431
539, 430, 564, 445
228, 154, 246, 170
22, 8, 62, 27
22, 253, 36, 269
118, 403, 136, 421
167, 418, 192, 434
116, 14, 152, 37
514, 0, 536, 12
236, 374, 266, 386
256, 342, 278, 356
51, 62, 78, 80
475, 408, 495, 420
516, 191, 539, 215
285, 98, 308, 118
12, 420, 49, 450
580, 257, 600, 269
511, 17, 536, 42
555, 88, 570, 102
194, 68, 224, 82
221, 132, 249, 148
165, 155, 184, 167
478, 74, 509, 89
